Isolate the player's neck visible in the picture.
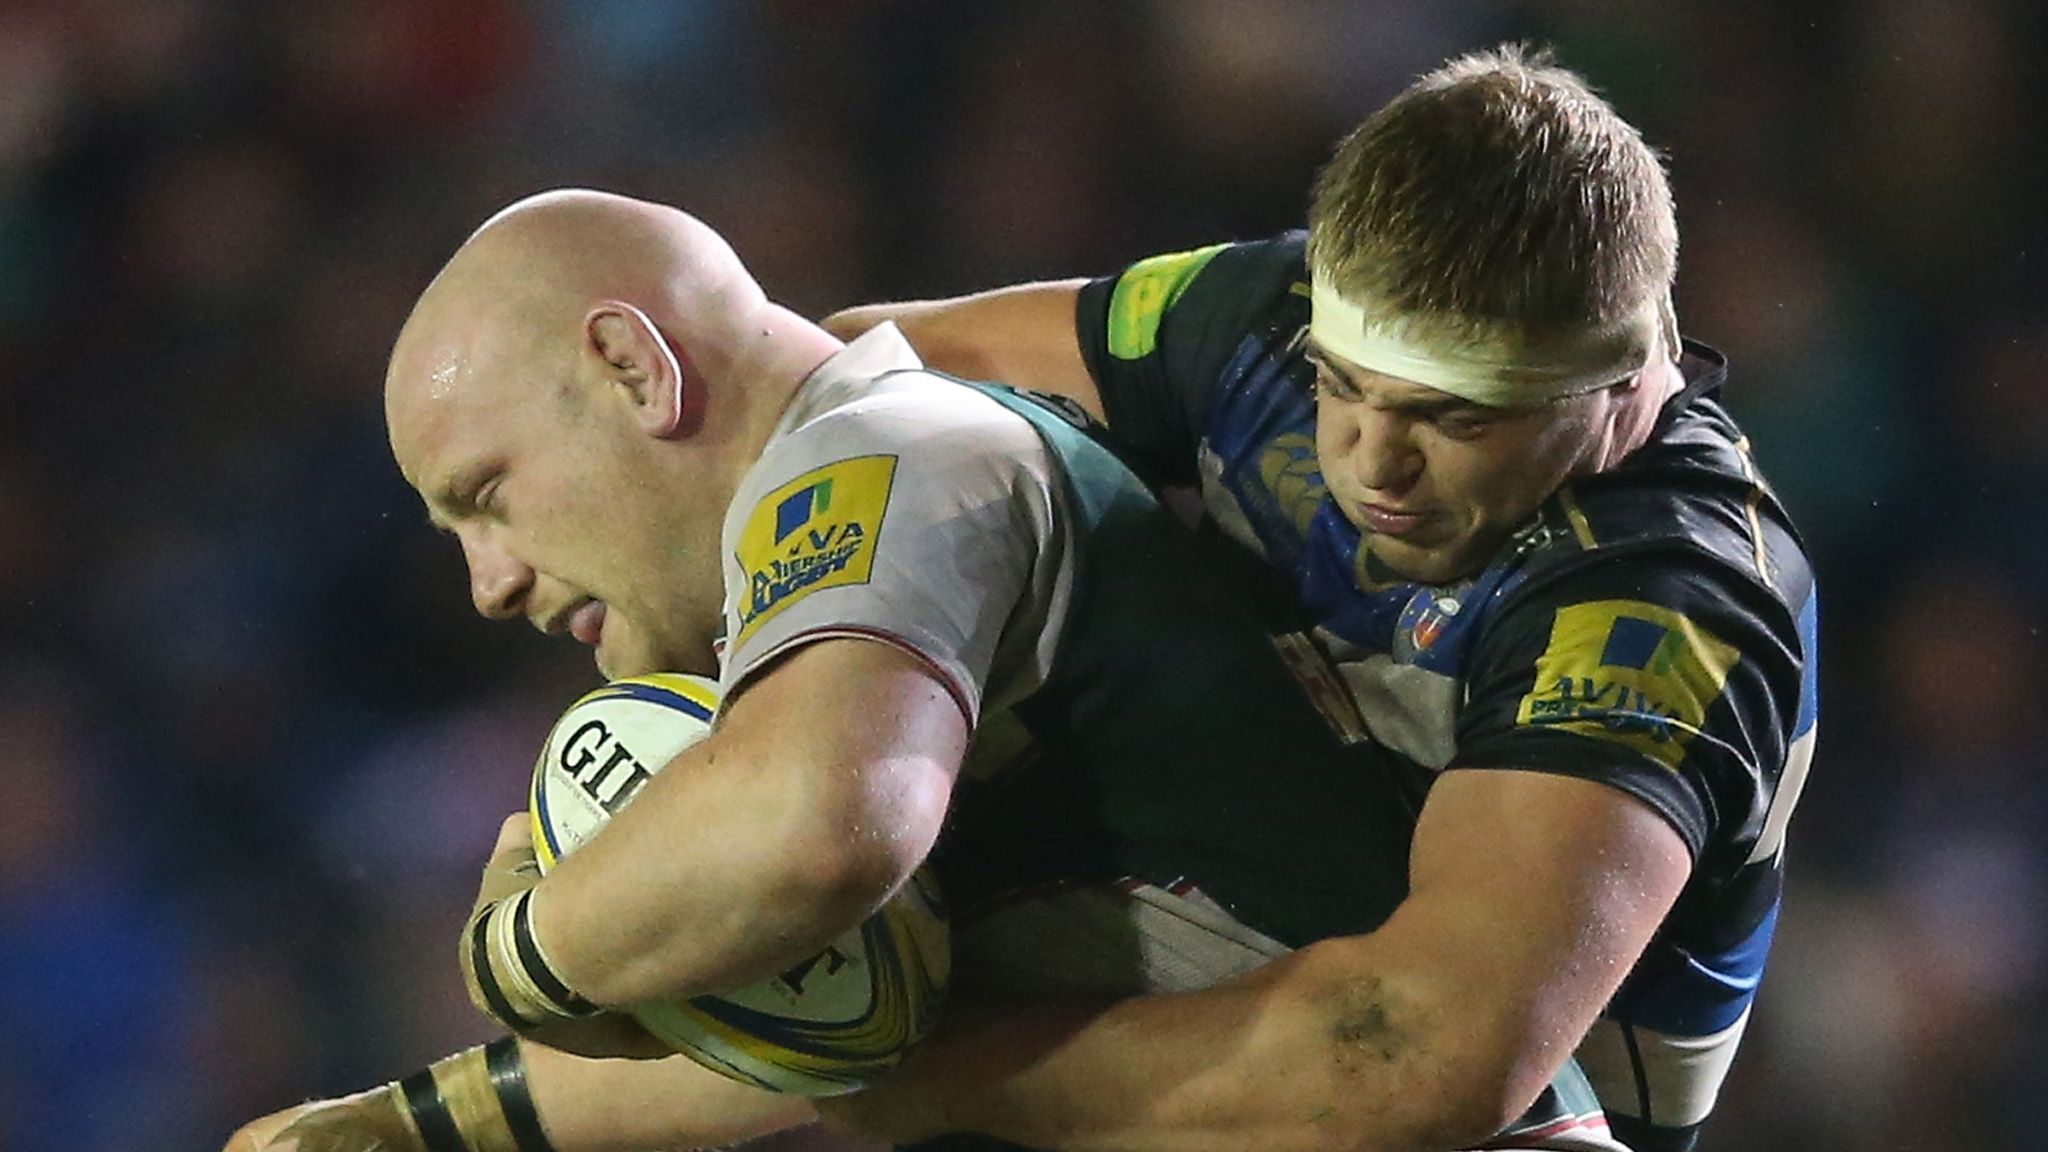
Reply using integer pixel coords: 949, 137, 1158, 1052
1604, 357, 1685, 468
691, 306, 847, 489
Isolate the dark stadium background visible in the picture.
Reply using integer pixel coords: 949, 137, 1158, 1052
2, 3, 2042, 1150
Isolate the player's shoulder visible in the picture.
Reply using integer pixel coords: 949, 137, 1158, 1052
1095, 232, 1308, 357
765, 341, 1049, 479
1530, 345, 1812, 602
734, 362, 1061, 542
1104, 229, 1305, 297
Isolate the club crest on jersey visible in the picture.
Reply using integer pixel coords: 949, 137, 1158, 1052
734, 455, 897, 643
1515, 600, 1740, 770
1397, 588, 1466, 658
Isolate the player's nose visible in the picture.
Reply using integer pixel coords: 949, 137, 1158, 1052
459, 529, 533, 620
1342, 407, 1423, 493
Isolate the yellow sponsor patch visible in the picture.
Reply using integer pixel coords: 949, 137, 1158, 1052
734, 455, 896, 645
1106, 243, 1229, 360
1515, 600, 1740, 770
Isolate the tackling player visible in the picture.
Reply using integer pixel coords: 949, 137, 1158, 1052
820, 45, 1817, 1152
227, 181, 1619, 1152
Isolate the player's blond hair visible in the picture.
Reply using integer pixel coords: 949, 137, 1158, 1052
1307, 45, 1677, 345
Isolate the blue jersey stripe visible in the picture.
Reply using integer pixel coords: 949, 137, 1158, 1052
1612, 900, 1778, 1035
1793, 590, 1819, 740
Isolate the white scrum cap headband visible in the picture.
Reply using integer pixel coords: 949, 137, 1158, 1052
1308, 271, 1679, 407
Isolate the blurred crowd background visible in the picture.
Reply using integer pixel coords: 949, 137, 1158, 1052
1, 2, 2042, 1150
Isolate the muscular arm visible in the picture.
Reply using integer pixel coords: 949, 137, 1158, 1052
823, 282, 1102, 420
831, 771, 1689, 1152
533, 638, 967, 1005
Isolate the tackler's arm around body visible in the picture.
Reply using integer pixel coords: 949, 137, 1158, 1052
822, 769, 1690, 1152
824, 280, 1100, 419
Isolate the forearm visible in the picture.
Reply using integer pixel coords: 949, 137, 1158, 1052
522, 1039, 814, 1151
874, 945, 1509, 1152
231, 1038, 813, 1152
823, 281, 1100, 418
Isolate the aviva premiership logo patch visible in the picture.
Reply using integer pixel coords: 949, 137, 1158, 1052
1106, 243, 1228, 360
735, 455, 897, 644
1515, 600, 1740, 770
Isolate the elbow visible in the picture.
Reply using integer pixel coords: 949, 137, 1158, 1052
755, 762, 949, 950
1394, 1051, 1551, 1152
1284, 947, 1562, 1152
1408, 984, 1575, 1147
1319, 1041, 1547, 1152
766, 740, 954, 930
791, 828, 920, 924
1401, 1013, 1569, 1151
813, 752, 952, 905
745, 821, 922, 958
1326, 1041, 1538, 1152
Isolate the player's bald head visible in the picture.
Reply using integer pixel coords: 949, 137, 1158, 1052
385, 189, 764, 441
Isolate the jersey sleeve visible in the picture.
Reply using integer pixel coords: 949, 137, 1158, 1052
718, 379, 1066, 726
1074, 233, 1309, 487
1451, 553, 1803, 861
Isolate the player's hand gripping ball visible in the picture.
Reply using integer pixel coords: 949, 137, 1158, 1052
529, 673, 952, 1095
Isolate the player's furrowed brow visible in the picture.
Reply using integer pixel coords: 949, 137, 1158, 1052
1395, 395, 1491, 419
1302, 339, 1355, 383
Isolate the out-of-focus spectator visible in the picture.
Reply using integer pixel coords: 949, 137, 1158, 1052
0, 667, 204, 1152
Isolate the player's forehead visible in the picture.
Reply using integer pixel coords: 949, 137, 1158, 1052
386, 344, 498, 487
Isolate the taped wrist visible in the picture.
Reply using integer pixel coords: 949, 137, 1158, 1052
467, 888, 599, 1028
392, 1038, 559, 1152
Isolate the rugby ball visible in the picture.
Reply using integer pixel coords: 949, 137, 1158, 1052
528, 672, 951, 1095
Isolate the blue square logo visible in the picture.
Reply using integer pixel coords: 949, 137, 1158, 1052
1600, 615, 1668, 670
774, 480, 834, 543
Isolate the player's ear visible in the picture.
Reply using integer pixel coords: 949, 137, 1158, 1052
586, 301, 691, 439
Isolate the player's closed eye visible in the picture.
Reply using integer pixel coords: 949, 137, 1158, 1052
1310, 362, 1363, 402
456, 472, 506, 521
1429, 411, 1495, 439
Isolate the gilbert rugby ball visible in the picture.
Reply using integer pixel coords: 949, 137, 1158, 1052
528, 672, 950, 1094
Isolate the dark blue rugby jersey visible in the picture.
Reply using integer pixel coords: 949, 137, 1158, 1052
1074, 233, 1819, 1152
